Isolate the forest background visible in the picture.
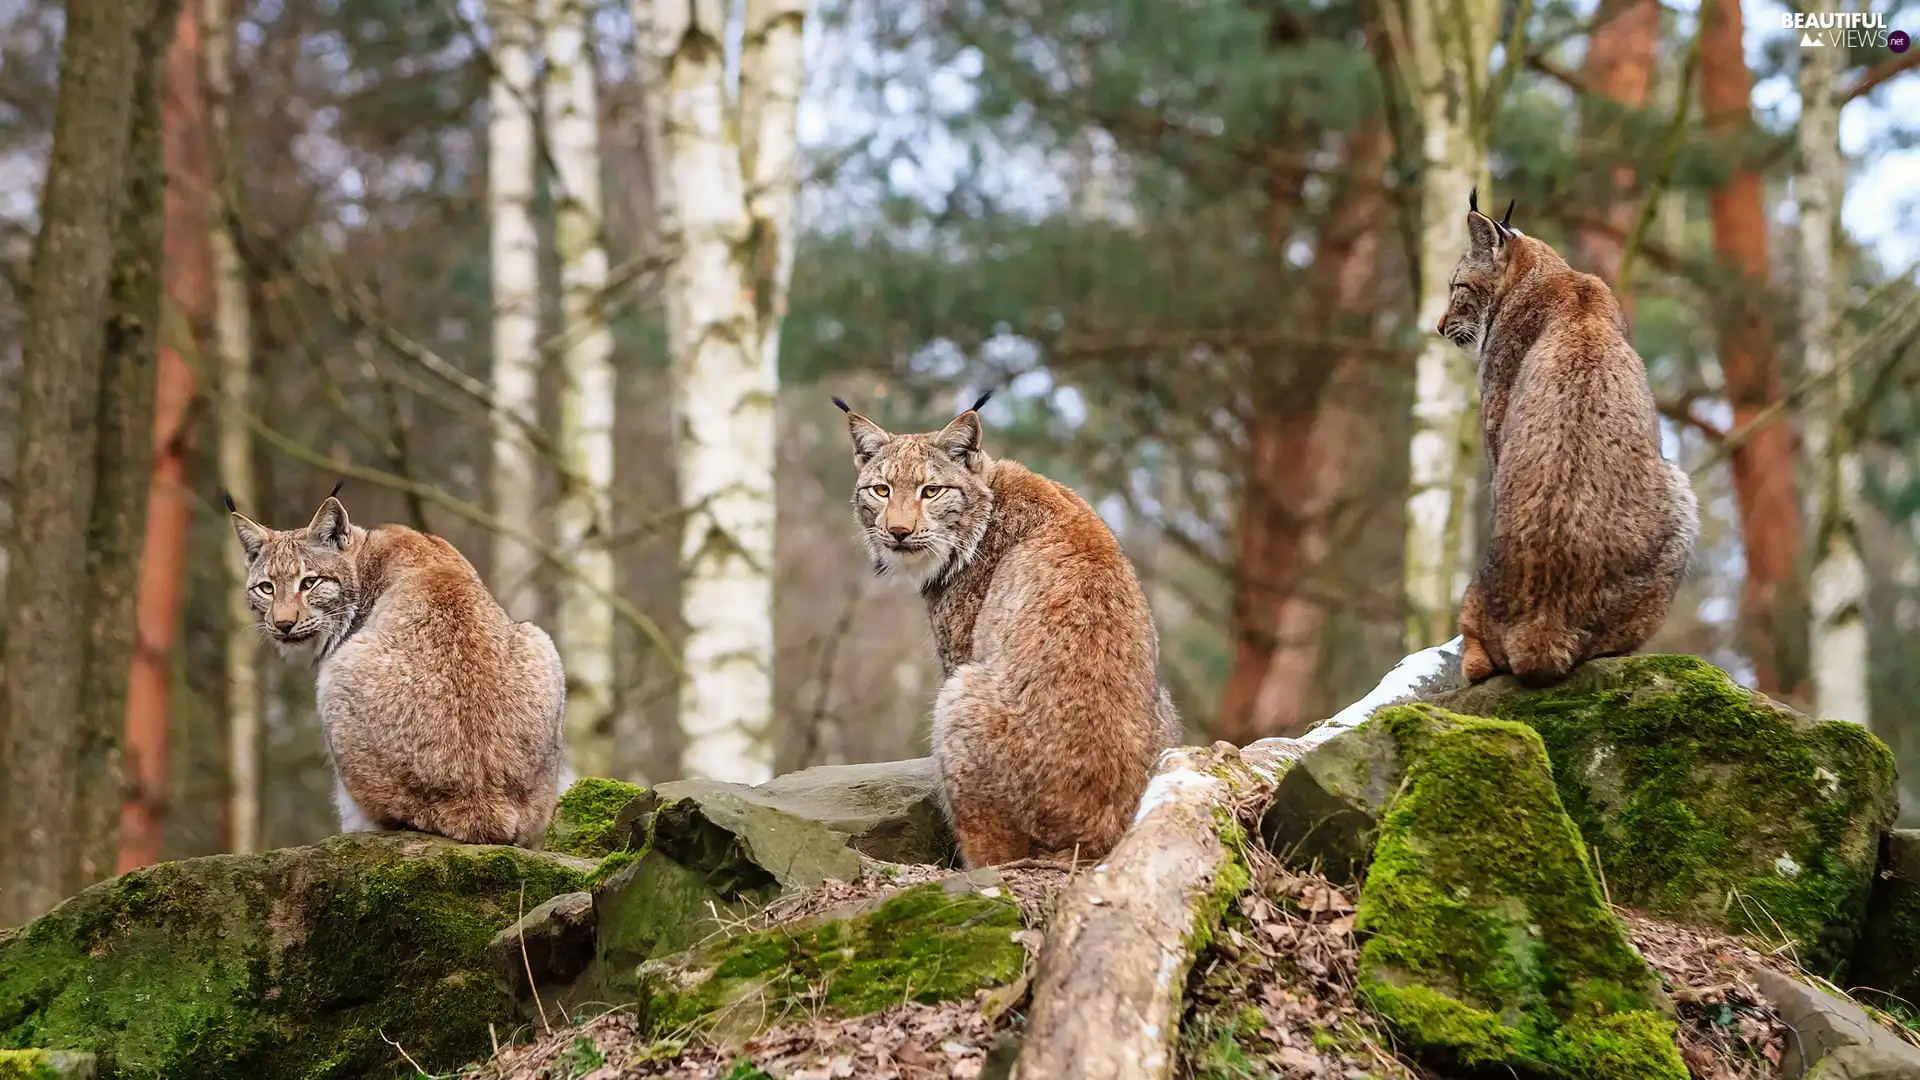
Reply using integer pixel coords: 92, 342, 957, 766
1, 0, 1917, 926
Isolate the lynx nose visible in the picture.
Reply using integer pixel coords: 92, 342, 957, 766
273, 618, 297, 633
887, 525, 912, 540
1435, 312, 1450, 335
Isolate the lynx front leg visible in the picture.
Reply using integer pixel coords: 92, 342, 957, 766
933, 664, 1034, 868
1458, 579, 1498, 683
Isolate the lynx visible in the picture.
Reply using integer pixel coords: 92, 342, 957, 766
228, 492, 567, 847
836, 394, 1182, 868
1437, 192, 1699, 685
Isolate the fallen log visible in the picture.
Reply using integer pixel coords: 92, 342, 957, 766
1010, 637, 1464, 1080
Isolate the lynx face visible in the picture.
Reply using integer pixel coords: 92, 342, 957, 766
837, 401, 994, 591
230, 496, 361, 661
1437, 206, 1514, 353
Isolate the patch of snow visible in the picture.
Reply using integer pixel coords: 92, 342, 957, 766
1132, 766, 1220, 825
1774, 854, 1802, 877
1298, 636, 1465, 749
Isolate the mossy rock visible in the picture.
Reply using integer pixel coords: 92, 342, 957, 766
1355, 705, 1686, 1080
1428, 654, 1896, 975
0, 1050, 95, 1080
636, 875, 1025, 1046
544, 777, 648, 858
1260, 720, 1403, 882
751, 758, 955, 866
0, 834, 592, 1080
1852, 831, 1920, 1008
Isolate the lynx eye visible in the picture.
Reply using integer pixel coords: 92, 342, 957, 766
921, 485, 945, 499
869, 484, 890, 498
300, 576, 325, 592
252, 581, 273, 596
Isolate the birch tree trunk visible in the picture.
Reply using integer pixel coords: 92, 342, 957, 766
641, 0, 804, 783
119, 0, 211, 873
1701, 0, 1807, 698
542, 0, 619, 777
1796, 18, 1867, 727
1391, 0, 1500, 650
488, 0, 543, 626
205, 0, 260, 853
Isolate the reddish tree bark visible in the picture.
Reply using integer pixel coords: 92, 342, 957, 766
1576, 0, 1660, 317
118, 0, 213, 872
1218, 126, 1390, 743
1698, 0, 1806, 699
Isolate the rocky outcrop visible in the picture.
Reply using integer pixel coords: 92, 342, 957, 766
1851, 830, 1920, 1008
1428, 654, 1897, 975
1756, 967, 1920, 1078
0, 835, 592, 1080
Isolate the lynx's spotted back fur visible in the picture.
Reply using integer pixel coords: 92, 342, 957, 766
838, 395, 1182, 868
230, 494, 567, 846
1438, 193, 1699, 685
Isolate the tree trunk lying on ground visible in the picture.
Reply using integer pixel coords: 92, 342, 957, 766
1010, 638, 1465, 1080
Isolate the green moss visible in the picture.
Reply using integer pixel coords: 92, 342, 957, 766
1355, 705, 1685, 1080
0, 1050, 83, 1080
0, 834, 590, 1080
1433, 655, 1896, 975
638, 882, 1024, 1045
545, 778, 648, 859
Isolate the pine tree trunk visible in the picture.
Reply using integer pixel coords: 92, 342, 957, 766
489, 0, 543, 627
542, 0, 620, 778
205, 0, 259, 853
642, 0, 795, 783
1575, 0, 1659, 313
2, 0, 176, 923
1796, 14, 1866, 726
1701, 0, 1806, 699
118, 0, 209, 874
1393, 0, 1500, 651
1219, 125, 1389, 742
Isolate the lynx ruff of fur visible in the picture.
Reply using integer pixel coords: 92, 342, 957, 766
837, 397, 1182, 868
1436, 194, 1699, 685
229, 495, 568, 847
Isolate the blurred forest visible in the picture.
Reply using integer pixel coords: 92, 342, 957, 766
1, 0, 1918, 917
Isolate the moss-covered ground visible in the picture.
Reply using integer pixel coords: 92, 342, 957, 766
0, 835, 589, 1080
544, 778, 648, 859
1355, 705, 1686, 1080
1434, 655, 1896, 976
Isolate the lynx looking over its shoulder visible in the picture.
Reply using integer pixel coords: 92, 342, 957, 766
229, 493, 567, 847
1437, 193, 1699, 685
836, 395, 1181, 868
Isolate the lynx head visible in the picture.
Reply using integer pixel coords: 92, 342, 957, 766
835, 393, 995, 591
1437, 188, 1521, 352
228, 490, 363, 661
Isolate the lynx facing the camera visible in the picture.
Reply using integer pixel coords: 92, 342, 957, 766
229, 493, 566, 847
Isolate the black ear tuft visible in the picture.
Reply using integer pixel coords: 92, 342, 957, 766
223, 490, 238, 513
967, 390, 994, 414
327, 480, 343, 500
1500, 199, 1515, 230
1469, 186, 1479, 214
832, 396, 852, 413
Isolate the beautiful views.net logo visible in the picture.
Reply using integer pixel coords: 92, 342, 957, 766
1781, 10, 1908, 50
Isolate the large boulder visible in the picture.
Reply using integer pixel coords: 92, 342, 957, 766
1850, 830, 1920, 1007
0, 834, 591, 1080
1354, 705, 1686, 1079
1428, 654, 1897, 975
1754, 968, 1920, 1078
634, 871, 1026, 1047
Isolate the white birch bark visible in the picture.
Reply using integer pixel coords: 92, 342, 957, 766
205, 0, 260, 852
488, 0, 543, 625
640, 0, 803, 783
543, 0, 620, 777
1796, 21, 1869, 727
1390, 0, 1499, 649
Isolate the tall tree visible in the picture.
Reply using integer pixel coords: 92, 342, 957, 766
1390, 0, 1502, 649
1796, 10, 1866, 725
544, 0, 620, 777
205, 0, 259, 852
119, 0, 214, 873
1574, 0, 1660, 308
489, 0, 543, 627
641, 0, 807, 782
1700, 0, 1805, 697
2, 0, 178, 923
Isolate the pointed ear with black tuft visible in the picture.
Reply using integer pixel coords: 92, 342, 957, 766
1469, 185, 1479, 215
307, 496, 351, 550
327, 479, 344, 500
835, 398, 894, 466
1467, 207, 1505, 254
935, 408, 986, 473
231, 508, 269, 563
223, 490, 239, 514
966, 389, 994, 415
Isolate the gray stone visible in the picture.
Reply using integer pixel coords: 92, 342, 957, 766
487, 890, 596, 1019
754, 758, 955, 865
1259, 720, 1403, 882
1851, 830, 1920, 1008
1756, 968, 1920, 1078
